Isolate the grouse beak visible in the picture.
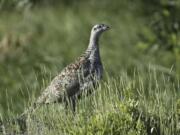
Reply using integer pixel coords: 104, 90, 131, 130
103, 25, 110, 31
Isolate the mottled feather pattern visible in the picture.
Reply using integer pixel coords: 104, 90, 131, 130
36, 52, 91, 104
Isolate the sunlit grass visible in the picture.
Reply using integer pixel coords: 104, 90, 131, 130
2, 70, 180, 134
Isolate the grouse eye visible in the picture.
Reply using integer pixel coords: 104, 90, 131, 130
97, 25, 101, 28
94, 28, 97, 30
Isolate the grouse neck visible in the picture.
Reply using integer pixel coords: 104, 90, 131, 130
87, 33, 99, 53
87, 33, 101, 61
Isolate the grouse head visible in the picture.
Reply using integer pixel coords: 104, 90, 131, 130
91, 24, 110, 37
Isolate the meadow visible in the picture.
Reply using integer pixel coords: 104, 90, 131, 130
0, 0, 180, 134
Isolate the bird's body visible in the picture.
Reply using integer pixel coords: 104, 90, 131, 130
36, 51, 102, 105
35, 24, 110, 109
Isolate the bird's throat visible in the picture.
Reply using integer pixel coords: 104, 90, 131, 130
87, 33, 99, 52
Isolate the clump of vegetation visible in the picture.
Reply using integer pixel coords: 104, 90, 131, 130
2, 71, 180, 135
137, 0, 180, 73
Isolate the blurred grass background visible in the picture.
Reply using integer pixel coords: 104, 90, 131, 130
0, 0, 180, 134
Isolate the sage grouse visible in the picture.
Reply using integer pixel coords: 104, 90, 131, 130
36, 24, 110, 111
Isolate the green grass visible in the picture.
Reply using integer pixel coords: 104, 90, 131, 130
2, 70, 180, 134
0, 1, 180, 134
